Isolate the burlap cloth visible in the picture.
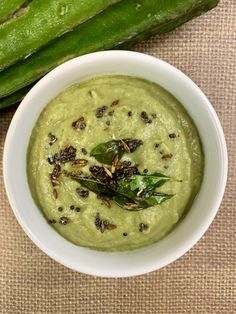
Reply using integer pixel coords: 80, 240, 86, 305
0, 0, 235, 313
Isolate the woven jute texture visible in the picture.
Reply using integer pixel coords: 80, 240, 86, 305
0, 0, 235, 313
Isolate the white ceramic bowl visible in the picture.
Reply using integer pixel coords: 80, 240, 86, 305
3, 51, 227, 277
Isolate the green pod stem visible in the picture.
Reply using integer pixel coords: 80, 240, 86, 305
0, 0, 120, 71
0, 0, 28, 23
0, 0, 219, 109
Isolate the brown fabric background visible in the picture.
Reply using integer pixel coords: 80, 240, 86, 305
0, 0, 235, 313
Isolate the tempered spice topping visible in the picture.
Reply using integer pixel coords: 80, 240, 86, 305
59, 217, 69, 225
141, 111, 152, 124
48, 133, 57, 145
72, 159, 88, 167
95, 105, 107, 118
58, 146, 77, 163
57, 206, 63, 212
169, 133, 177, 139
110, 99, 120, 107
76, 188, 89, 198
47, 156, 55, 165
122, 139, 143, 153
127, 111, 132, 117
108, 110, 114, 116
161, 153, 173, 160
81, 148, 88, 155
72, 117, 86, 130
50, 164, 61, 185
90, 165, 116, 187
94, 212, 117, 233
48, 219, 56, 224
139, 223, 149, 232
151, 113, 157, 119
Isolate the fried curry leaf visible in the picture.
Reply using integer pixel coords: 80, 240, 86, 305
73, 177, 114, 197
116, 173, 170, 198
90, 140, 123, 164
140, 192, 174, 207
72, 173, 173, 211
113, 192, 173, 211
90, 139, 143, 164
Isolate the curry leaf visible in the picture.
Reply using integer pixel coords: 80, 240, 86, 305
90, 140, 123, 164
73, 177, 114, 197
140, 192, 174, 207
72, 173, 173, 211
116, 173, 170, 198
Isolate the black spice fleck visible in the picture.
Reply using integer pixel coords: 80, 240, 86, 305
155, 143, 160, 148
139, 223, 149, 232
162, 153, 173, 160
76, 188, 89, 198
81, 148, 88, 155
122, 139, 143, 153
123, 232, 128, 237
59, 217, 69, 225
123, 160, 132, 167
96, 105, 107, 118
79, 122, 86, 130
75, 207, 81, 212
58, 146, 77, 163
141, 111, 152, 124
105, 120, 111, 126
94, 212, 117, 233
169, 133, 177, 139
48, 133, 57, 146
128, 111, 132, 117
72, 117, 86, 130
57, 206, 63, 212
108, 110, 114, 116
48, 219, 56, 224
143, 169, 148, 174
70, 205, 75, 210
111, 99, 120, 107
47, 156, 55, 165
151, 113, 157, 119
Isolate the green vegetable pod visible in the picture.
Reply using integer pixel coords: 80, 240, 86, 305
0, 0, 120, 71
0, 0, 219, 109
0, 0, 27, 23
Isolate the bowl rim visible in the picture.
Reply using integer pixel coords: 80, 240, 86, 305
3, 50, 228, 277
